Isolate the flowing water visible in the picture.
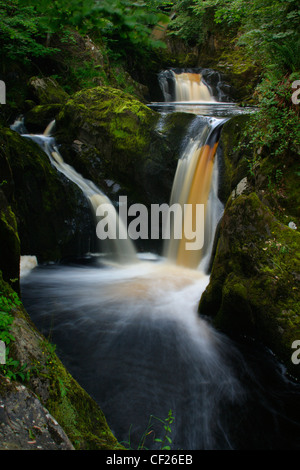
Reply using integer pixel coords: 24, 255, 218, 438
18, 71, 300, 450
19, 120, 137, 264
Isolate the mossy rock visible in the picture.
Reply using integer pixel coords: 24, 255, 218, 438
28, 77, 69, 105
218, 113, 253, 203
56, 86, 158, 158
55, 86, 159, 196
0, 190, 20, 292
216, 47, 261, 103
55, 86, 193, 206
250, 150, 300, 230
199, 192, 300, 378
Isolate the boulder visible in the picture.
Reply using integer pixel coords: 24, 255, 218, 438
55, 86, 194, 206
199, 192, 300, 378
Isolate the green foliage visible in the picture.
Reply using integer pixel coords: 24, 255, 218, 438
168, 0, 299, 159
18, 0, 169, 57
167, 0, 207, 45
244, 74, 300, 157
208, 0, 300, 73
68, 60, 109, 90
123, 409, 175, 450
0, 291, 21, 345
0, 0, 59, 63
0, 290, 31, 381
168, 0, 300, 73
153, 409, 175, 450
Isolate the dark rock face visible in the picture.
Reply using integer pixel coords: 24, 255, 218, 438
24, 104, 62, 134
0, 376, 74, 450
0, 190, 20, 292
0, 126, 95, 263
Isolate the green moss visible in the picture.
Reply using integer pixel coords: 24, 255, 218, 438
217, 47, 261, 103
28, 77, 69, 105
57, 86, 158, 159
200, 192, 300, 377
41, 348, 124, 450
218, 114, 253, 203
0, 190, 20, 290
253, 152, 300, 229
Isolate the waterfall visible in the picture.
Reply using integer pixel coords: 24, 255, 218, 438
174, 72, 214, 102
159, 70, 214, 102
161, 76, 225, 270
19, 75, 300, 451
12, 119, 137, 264
158, 68, 233, 103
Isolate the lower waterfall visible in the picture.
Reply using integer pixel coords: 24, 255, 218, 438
18, 75, 300, 450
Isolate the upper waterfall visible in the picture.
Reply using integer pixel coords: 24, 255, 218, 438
158, 68, 233, 103
173, 71, 214, 102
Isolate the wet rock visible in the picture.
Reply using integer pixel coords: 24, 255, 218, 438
0, 190, 20, 292
24, 104, 62, 134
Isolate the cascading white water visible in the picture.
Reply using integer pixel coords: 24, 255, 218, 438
173, 72, 215, 102
158, 69, 215, 103
164, 116, 225, 270
16, 77, 237, 449
13, 119, 137, 264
